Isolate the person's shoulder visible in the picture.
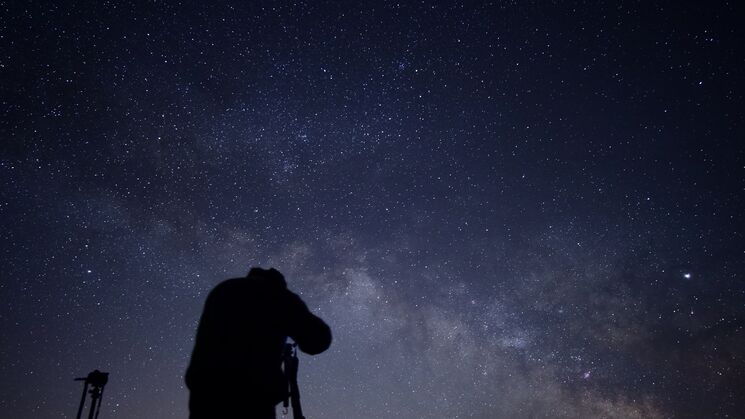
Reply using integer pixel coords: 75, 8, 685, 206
209, 277, 247, 295
218, 277, 245, 286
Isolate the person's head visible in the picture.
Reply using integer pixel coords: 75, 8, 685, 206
247, 267, 287, 288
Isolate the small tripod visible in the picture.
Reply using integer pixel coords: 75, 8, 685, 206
282, 343, 306, 419
74, 370, 109, 419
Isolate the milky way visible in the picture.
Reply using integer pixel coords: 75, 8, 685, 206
2, 2, 744, 418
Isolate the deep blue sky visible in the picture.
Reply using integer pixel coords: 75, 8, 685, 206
2, 1, 744, 418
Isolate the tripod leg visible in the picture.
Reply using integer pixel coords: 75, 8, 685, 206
76, 382, 89, 419
94, 385, 106, 419
87, 388, 99, 419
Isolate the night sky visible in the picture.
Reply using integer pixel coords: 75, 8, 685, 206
2, 1, 744, 418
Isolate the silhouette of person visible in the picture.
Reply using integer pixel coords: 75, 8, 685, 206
185, 267, 332, 419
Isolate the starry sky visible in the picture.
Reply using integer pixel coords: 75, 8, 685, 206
2, 1, 744, 418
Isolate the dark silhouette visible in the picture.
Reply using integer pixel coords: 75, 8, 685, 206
281, 343, 305, 419
185, 267, 332, 419
74, 370, 109, 419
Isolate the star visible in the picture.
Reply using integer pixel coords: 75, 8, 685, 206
3, 2, 742, 418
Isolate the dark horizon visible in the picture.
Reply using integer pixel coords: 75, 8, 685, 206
2, 2, 744, 418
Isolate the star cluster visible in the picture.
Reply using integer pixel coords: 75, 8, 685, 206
1, 2, 744, 418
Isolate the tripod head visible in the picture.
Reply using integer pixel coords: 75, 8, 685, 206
75, 370, 109, 388
283, 343, 298, 367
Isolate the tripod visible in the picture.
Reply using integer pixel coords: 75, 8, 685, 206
74, 370, 109, 419
281, 343, 306, 419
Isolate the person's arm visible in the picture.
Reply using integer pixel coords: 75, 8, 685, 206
285, 291, 332, 355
